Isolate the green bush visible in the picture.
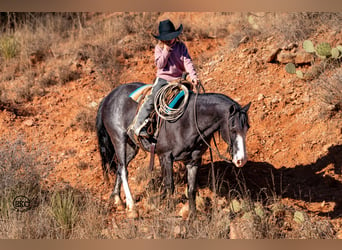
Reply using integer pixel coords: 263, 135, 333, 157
0, 36, 20, 60
50, 190, 79, 235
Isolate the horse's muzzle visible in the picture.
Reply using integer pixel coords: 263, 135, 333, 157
233, 157, 247, 168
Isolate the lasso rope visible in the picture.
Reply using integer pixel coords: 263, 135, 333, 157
154, 82, 189, 122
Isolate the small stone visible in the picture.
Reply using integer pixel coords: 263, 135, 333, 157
23, 119, 34, 127
258, 94, 265, 101
267, 48, 281, 63
179, 203, 189, 220
173, 225, 186, 238
277, 51, 296, 64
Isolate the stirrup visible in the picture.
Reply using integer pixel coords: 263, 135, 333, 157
138, 128, 149, 138
134, 118, 150, 137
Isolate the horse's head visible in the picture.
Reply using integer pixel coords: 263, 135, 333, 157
222, 102, 251, 168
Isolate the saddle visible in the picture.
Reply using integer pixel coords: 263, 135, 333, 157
128, 78, 192, 171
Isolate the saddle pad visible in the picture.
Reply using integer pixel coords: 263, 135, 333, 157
168, 90, 185, 109
129, 84, 185, 109
129, 84, 153, 103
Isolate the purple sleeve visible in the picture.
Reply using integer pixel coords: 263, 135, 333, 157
155, 45, 170, 69
181, 43, 198, 81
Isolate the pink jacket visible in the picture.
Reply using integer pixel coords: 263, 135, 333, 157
154, 41, 198, 82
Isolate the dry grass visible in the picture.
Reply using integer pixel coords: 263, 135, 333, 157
75, 107, 97, 132
246, 12, 342, 44
0, 136, 336, 239
313, 67, 342, 118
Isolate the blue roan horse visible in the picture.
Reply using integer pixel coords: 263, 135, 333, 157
96, 82, 251, 218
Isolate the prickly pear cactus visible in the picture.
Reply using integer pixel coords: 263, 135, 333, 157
331, 48, 340, 59
303, 40, 315, 53
254, 203, 265, 218
293, 210, 307, 224
285, 63, 304, 78
229, 199, 242, 213
285, 63, 296, 74
296, 70, 304, 78
337, 45, 342, 53
315, 42, 332, 57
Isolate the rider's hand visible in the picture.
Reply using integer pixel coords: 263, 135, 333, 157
192, 79, 200, 93
164, 43, 172, 51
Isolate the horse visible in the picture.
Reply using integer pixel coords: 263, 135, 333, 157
96, 82, 251, 218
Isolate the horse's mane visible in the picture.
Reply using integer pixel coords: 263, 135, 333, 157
195, 92, 238, 107
197, 92, 249, 129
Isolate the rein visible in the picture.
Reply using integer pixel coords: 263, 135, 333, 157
193, 83, 235, 195
193, 85, 233, 165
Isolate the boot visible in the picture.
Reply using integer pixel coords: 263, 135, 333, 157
134, 118, 149, 138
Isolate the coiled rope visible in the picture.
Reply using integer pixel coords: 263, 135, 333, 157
154, 82, 189, 122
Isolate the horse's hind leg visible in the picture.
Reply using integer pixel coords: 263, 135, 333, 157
110, 143, 137, 211
186, 160, 200, 218
112, 136, 139, 218
110, 174, 124, 210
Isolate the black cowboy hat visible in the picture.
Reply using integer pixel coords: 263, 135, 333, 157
152, 19, 183, 41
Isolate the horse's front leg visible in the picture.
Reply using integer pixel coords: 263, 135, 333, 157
186, 160, 200, 218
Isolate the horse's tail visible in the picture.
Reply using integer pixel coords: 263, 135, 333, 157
96, 98, 117, 182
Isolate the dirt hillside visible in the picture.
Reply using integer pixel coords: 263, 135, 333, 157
0, 12, 341, 238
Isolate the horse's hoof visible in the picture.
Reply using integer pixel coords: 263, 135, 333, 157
127, 209, 139, 219
115, 203, 125, 211
110, 194, 125, 211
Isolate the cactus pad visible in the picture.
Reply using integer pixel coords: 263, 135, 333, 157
303, 40, 315, 53
315, 42, 332, 57
229, 199, 242, 213
285, 63, 296, 74
331, 47, 340, 59
296, 70, 304, 78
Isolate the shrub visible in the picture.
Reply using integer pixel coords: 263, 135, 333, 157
0, 35, 20, 60
313, 68, 342, 117
50, 190, 79, 237
75, 107, 96, 132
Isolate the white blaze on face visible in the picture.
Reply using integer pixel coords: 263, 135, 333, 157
232, 128, 248, 168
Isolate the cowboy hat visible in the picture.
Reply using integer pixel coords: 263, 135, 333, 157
152, 19, 183, 41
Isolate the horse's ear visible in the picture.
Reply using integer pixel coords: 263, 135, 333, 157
229, 104, 237, 115
242, 102, 251, 113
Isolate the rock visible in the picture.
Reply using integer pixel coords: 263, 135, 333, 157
336, 230, 342, 239
294, 51, 314, 64
271, 96, 280, 105
173, 225, 186, 238
276, 51, 296, 64
282, 42, 298, 51
267, 48, 281, 63
258, 94, 265, 101
89, 101, 98, 108
23, 119, 34, 127
178, 203, 189, 220
276, 50, 314, 64
239, 36, 249, 44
